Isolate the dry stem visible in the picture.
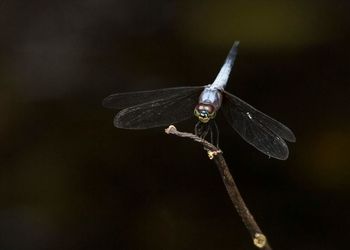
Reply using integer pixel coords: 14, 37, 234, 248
165, 125, 272, 250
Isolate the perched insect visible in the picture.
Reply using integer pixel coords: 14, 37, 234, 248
103, 42, 295, 160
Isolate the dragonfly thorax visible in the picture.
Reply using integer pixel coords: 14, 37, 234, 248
194, 104, 216, 123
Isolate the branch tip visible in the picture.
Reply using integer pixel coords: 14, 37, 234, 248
165, 125, 177, 134
253, 233, 267, 248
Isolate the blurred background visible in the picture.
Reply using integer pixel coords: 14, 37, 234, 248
0, 0, 349, 249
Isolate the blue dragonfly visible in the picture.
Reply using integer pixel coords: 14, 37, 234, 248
103, 42, 295, 160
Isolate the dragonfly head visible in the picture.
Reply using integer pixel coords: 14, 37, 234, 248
194, 104, 216, 123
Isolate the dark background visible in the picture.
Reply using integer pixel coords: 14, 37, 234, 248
0, 0, 349, 249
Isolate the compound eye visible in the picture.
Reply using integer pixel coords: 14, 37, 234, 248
194, 104, 216, 123
196, 104, 214, 115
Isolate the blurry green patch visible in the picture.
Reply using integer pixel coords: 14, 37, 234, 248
297, 128, 350, 190
179, 0, 334, 50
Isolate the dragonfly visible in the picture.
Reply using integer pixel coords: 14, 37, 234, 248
103, 42, 296, 160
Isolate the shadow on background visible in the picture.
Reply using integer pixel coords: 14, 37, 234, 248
0, 0, 349, 249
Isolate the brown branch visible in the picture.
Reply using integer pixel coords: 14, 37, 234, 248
165, 125, 272, 250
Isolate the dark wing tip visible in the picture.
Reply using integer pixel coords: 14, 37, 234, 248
275, 151, 289, 160
259, 138, 290, 161
113, 108, 148, 130
113, 109, 129, 129
284, 128, 296, 143
289, 135, 296, 143
267, 140, 290, 160
289, 131, 296, 143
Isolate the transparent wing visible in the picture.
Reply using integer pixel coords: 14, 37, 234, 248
114, 88, 202, 129
103, 86, 203, 109
222, 91, 295, 160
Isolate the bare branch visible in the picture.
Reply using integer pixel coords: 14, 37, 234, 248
165, 125, 272, 250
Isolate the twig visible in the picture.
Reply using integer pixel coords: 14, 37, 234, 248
165, 125, 272, 250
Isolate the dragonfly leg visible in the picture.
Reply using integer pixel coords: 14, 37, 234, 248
207, 121, 219, 147
201, 124, 210, 139
195, 122, 210, 139
209, 124, 214, 145
194, 121, 200, 136
212, 120, 220, 148
195, 121, 220, 147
